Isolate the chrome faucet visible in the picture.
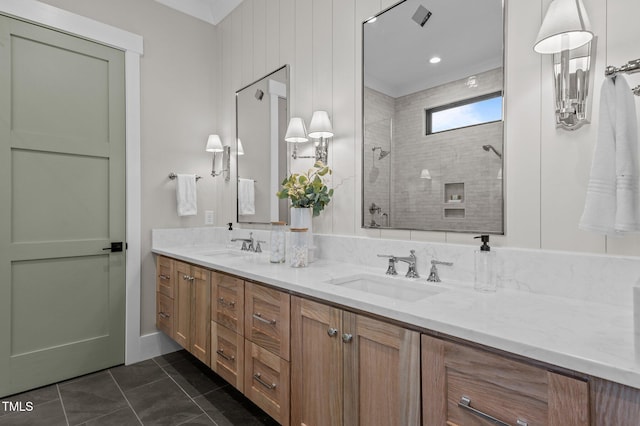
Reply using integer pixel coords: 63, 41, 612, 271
378, 250, 419, 278
231, 232, 255, 252
427, 260, 453, 282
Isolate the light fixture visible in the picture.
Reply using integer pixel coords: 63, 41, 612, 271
308, 111, 334, 164
534, 0, 595, 130
419, 169, 432, 179
286, 112, 335, 164
206, 134, 230, 181
429, 56, 441, 64
237, 139, 244, 156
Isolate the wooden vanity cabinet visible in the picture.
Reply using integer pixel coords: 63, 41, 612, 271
210, 272, 245, 391
156, 256, 175, 337
244, 282, 291, 426
291, 296, 420, 426
174, 261, 211, 366
421, 334, 589, 426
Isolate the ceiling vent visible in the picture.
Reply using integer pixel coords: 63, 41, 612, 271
412, 5, 432, 27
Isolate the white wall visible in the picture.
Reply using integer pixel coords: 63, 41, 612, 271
39, 0, 220, 335
217, 0, 640, 257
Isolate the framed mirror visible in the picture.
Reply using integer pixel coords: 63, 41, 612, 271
362, 0, 504, 234
236, 65, 289, 224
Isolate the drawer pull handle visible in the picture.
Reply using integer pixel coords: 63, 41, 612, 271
252, 313, 276, 325
159, 274, 170, 280
253, 373, 276, 390
342, 333, 353, 343
158, 312, 170, 319
458, 396, 527, 426
216, 349, 235, 362
327, 327, 338, 337
218, 297, 236, 308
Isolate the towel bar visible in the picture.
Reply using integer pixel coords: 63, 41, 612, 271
605, 59, 640, 96
168, 173, 202, 181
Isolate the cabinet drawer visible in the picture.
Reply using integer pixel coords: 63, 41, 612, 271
156, 292, 174, 337
212, 272, 244, 335
211, 322, 244, 392
245, 282, 290, 360
422, 335, 589, 426
244, 341, 290, 426
156, 256, 175, 298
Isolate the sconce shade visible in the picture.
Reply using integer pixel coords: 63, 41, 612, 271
308, 110, 334, 138
284, 117, 308, 143
419, 169, 432, 179
237, 139, 245, 155
205, 134, 223, 152
534, 0, 592, 54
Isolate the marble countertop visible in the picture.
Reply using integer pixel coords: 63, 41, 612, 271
153, 244, 639, 389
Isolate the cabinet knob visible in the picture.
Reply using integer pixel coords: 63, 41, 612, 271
327, 327, 338, 337
342, 333, 353, 343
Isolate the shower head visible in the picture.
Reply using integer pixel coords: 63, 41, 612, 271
372, 146, 390, 160
482, 144, 502, 159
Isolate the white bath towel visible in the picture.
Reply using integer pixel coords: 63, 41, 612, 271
176, 174, 197, 216
580, 75, 640, 235
238, 178, 255, 215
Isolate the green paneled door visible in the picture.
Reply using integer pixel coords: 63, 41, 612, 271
0, 16, 126, 397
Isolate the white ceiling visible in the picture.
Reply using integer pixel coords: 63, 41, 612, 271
364, 0, 503, 98
154, 0, 243, 25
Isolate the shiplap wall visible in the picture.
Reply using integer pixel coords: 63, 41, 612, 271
215, 0, 640, 257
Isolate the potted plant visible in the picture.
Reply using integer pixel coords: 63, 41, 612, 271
276, 161, 334, 219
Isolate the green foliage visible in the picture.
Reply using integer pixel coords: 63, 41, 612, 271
276, 161, 334, 217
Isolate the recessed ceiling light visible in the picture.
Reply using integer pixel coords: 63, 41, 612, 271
429, 56, 441, 64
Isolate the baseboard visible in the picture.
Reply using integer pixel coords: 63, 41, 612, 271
136, 331, 182, 363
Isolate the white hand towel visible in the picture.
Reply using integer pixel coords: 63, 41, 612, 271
238, 178, 255, 215
176, 174, 197, 216
580, 78, 617, 234
613, 75, 640, 233
580, 76, 640, 235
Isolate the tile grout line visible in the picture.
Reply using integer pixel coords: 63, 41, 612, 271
107, 370, 144, 426
55, 384, 70, 426
152, 357, 220, 426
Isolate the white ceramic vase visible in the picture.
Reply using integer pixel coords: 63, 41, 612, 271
290, 207, 315, 262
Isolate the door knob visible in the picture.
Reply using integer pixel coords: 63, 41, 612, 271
342, 333, 353, 343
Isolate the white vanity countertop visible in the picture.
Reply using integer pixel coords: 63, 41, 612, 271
153, 244, 639, 389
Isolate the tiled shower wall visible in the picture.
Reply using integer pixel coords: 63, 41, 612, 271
363, 68, 503, 232
392, 68, 503, 231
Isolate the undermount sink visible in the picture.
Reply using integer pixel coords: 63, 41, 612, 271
325, 274, 445, 302
199, 249, 248, 260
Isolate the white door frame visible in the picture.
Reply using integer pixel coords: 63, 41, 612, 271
0, 0, 145, 364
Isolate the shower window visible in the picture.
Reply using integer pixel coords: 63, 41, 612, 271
426, 92, 503, 135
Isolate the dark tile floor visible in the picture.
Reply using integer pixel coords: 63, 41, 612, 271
0, 350, 280, 426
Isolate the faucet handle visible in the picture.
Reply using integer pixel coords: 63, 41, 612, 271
377, 254, 398, 275
255, 240, 266, 253
431, 260, 453, 266
377, 254, 395, 258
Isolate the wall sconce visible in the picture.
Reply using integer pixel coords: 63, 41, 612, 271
308, 110, 334, 164
285, 112, 334, 164
206, 134, 230, 181
534, 0, 595, 130
237, 138, 245, 156
419, 169, 432, 179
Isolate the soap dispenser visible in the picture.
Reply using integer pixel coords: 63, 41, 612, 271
226, 222, 234, 248
474, 235, 496, 292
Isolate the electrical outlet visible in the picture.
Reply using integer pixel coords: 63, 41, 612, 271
205, 210, 214, 225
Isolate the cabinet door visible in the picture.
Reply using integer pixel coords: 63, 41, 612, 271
211, 322, 244, 392
174, 261, 192, 348
211, 272, 244, 335
291, 296, 343, 426
156, 292, 174, 338
244, 340, 290, 426
245, 282, 290, 360
156, 256, 175, 298
422, 334, 589, 426
343, 313, 420, 426
190, 266, 210, 366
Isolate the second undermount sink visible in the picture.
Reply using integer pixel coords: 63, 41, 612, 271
325, 274, 445, 302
